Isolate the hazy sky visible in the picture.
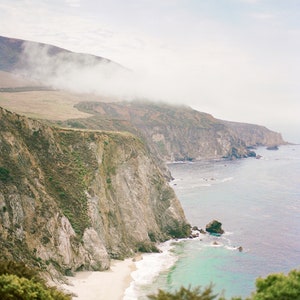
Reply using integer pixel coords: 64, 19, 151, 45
0, 0, 299, 143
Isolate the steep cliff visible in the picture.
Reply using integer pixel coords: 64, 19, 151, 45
0, 106, 188, 279
61, 101, 285, 161
222, 121, 285, 148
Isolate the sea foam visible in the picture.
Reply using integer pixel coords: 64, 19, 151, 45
124, 240, 178, 299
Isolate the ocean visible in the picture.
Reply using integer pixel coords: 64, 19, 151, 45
124, 145, 300, 299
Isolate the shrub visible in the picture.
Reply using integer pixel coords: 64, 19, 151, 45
148, 269, 300, 300
136, 241, 160, 253
0, 261, 71, 300
148, 285, 218, 300
0, 261, 39, 282
166, 220, 191, 239
0, 274, 70, 300
250, 269, 300, 300
0, 167, 10, 182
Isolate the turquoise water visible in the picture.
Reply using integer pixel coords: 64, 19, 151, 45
124, 145, 300, 299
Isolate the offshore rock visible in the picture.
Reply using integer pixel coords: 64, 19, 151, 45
266, 145, 279, 150
205, 220, 224, 235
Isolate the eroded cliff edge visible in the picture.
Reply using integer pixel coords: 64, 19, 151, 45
61, 101, 286, 161
0, 106, 188, 279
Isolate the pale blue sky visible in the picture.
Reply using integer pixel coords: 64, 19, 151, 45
0, 0, 299, 142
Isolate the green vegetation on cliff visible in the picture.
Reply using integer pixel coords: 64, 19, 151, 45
0, 106, 189, 277
0, 114, 94, 237
0, 167, 10, 182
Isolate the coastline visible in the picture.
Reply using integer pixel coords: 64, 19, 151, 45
61, 258, 137, 300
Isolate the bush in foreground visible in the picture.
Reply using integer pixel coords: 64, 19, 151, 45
0, 261, 39, 282
0, 274, 69, 300
0, 261, 71, 300
148, 285, 221, 300
250, 269, 300, 300
148, 269, 300, 300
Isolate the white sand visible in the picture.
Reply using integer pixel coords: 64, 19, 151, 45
62, 259, 136, 300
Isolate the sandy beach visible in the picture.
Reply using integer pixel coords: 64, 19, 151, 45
62, 258, 136, 300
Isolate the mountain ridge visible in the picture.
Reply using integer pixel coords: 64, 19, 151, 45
0, 35, 119, 72
60, 100, 285, 161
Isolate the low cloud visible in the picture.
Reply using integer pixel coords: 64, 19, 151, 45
17, 39, 252, 106
16, 39, 299, 125
16, 41, 205, 103
17, 42, 133, 98
3, 0, 299, 142
16, 40, 300, 143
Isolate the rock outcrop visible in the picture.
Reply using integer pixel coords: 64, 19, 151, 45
0, 106, 189, 279
205, 220, 224, 235
266, 145, 279, 150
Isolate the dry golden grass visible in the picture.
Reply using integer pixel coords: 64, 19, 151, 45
0, 90, 95, 120
0, 90, 119, 121
0, 71, 121, 121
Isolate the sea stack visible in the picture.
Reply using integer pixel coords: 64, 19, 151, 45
205, 220, 224, 235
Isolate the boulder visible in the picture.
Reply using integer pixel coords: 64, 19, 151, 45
247, 150, 256, 157
205, 220, 224, 235
266, 145, 279, 150
190, 232, 199, 238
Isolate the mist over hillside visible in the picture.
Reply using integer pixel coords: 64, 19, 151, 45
0, 36, 130, 96
0, 35, 287, 158
1, 35, 180, 101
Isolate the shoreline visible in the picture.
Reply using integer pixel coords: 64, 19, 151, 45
61, 258, 138, 300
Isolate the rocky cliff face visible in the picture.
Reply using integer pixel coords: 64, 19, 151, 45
0, 106, 188, 279
63, 101, 285, 161
222, 121, 285, 148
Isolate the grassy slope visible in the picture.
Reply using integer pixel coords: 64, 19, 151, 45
0, 91, 93, 120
